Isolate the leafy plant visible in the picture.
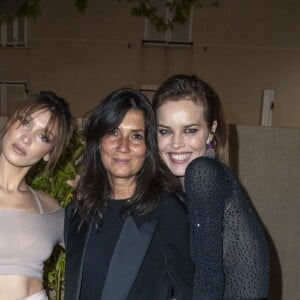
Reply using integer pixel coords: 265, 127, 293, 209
8, 0, 219, 31
120, 0, 219, 31
17, 0, 42, 21
27, 131, 84, 300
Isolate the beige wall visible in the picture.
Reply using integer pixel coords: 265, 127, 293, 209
1, 0, 300, 292
1, 0, 299, 127
228, 124, 300, 300
1, 2, 299, 298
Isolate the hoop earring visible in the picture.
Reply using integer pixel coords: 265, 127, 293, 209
206, 140, 216, 159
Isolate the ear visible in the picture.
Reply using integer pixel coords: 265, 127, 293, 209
207, 120, 218, 143
43, 154, 50, 162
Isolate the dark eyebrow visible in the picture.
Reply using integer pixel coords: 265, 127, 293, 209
157, 124, 171, 128
158, 123, 199, 128
184, 124, 199, 128
131, 129, 145, 133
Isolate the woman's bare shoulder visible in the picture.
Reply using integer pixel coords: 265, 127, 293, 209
35, 190, 61, 212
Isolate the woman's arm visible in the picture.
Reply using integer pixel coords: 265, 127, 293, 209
185, 157, 230, 299
36, 190, 65, 248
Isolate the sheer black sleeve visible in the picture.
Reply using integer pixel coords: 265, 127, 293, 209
185, 157, 269, 300
185, 157, 230, 299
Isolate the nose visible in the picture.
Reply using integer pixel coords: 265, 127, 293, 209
20, 134, 31, 146
171, 132, 184, 149
116, 136, 130, 152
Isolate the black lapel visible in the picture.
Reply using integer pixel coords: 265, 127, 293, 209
65, 214, 92, 300
101, 216, 158, 300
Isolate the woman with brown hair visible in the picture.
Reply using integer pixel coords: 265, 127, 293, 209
0, 91, 73, 300
153, 74, 269, 299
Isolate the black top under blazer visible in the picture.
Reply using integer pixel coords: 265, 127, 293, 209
64, 194, 194, 300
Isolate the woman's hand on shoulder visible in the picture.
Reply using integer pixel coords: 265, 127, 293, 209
66, 174, 80, 188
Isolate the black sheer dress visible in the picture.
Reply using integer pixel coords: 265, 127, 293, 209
185, 157, 269, 300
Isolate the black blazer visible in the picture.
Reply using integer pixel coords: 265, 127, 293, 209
64, 194, 194, 300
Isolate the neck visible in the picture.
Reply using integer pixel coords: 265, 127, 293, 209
109, 177, 136, 200
0, 154, 30, 191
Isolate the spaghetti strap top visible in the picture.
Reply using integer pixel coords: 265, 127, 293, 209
28, 186, 44, 213
0, 187, 64, 280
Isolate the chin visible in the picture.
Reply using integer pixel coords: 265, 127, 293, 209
171, 168, 186, 177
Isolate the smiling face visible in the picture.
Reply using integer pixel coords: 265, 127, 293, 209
1, 110, 57, 169
156, 99, 216, 178
100, 109, 147, 184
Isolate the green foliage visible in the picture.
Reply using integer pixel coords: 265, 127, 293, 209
13, 0, 218, 32
122, 0, 218, 32
15, 0, 87, 21
44, 247, 65, 300
17, 0, 42, 21
125, 0, 194, 31
27, 131, 84, 299
74, 0, 88, 14
130, 0, 169, 32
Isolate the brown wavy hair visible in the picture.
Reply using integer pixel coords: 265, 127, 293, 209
152, 74, 227, 162
1, 91, 74, 171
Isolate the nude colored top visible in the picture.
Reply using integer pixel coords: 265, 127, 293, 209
0, 188, 64, 280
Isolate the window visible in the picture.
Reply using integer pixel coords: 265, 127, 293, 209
0, 16, 27, 47
0, 82, 27, 116
143, 0, 193, 46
